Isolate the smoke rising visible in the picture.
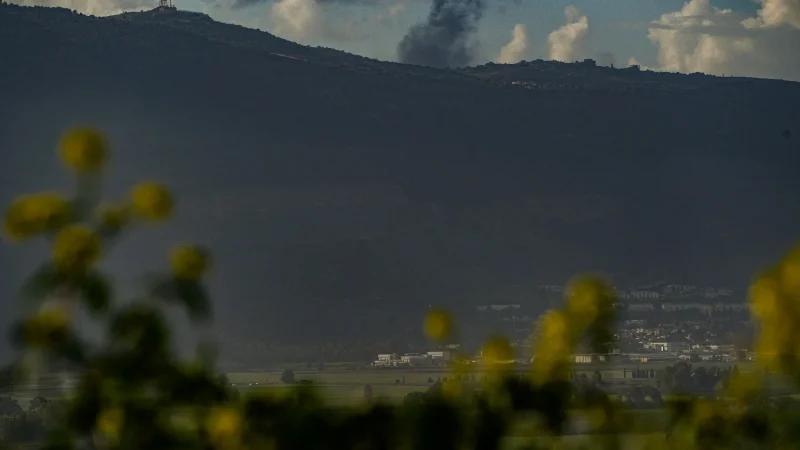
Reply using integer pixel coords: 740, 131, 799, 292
496, 23, 528, 63
644, 0, 800, 81
547, 5, 590, 62
396, 0, 485, 68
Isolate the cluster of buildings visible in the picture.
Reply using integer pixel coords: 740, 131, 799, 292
372, 351, 452, 367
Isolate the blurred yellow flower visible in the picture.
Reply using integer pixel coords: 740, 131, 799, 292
566, 275, 614, 329
537, 309, 573, 346
52, 225, 102, 271
692, 399, 720, 422
749, 270, 782, 321
482, 336, 514, 367
442, 378, 463, 398
586, 407, 607, 429
58, 127, 108, 173
130, 181, 174, 222
779, 245, 800, 294
170, 244, 211, 280
3, 192, 71, 242
207, 407, 242, 449
725, 371, 763, 404
97, 203, 129, 231
423, 308, 453, 341
165, 407, 199, 437
532, 309, 577, 383
97, 407, 124, 442
24, 308, 70, 348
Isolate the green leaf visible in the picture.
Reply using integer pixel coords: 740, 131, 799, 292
7, 320, 26, 349
195, 340, 219, 368
173, 279, 211, 322
72, 173, 102, 222
75, 270, 112, 317
149, 277, 212, 323
19, 264, 64, 305
56, 336, 88, 366
40, 427, 76, 450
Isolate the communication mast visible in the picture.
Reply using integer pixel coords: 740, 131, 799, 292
158, 0, 176, 10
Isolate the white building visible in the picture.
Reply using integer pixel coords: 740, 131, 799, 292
573, 354, 607, 364
426, 351, 451, 362
400, 354, 430, 366
373, 353, 400, 366
646, 341, 690, 352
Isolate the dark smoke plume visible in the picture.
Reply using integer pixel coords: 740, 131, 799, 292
397, 0, 485, 68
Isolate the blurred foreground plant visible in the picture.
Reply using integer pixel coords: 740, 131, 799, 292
3, 128, 800, 450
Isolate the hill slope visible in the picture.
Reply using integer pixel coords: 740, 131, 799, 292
1, 4, 799, 346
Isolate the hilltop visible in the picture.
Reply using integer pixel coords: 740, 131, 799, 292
1, 4, 799, 346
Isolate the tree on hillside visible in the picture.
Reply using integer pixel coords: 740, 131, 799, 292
218, 373, 230, 386
0, 396, 23, 415
28, 396, 48, 414
658, 362, 731, 394
280, 368, 296, 384
363, 384, 373, 403
0, 366, 13, 390
591, 370, 604, 386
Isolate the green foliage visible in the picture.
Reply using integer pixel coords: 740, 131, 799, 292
280, 369, 296, 384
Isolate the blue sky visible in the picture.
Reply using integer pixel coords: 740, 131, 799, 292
182, 0, 764, 68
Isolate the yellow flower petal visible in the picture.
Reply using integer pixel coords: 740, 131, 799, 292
207, 407, 242, 450
97, 408, 124, 442
749, 269, 782, 321
130, 181, 174, 222
170, 244, 211, 280
52, 225, 102, 272
482, 336, 514, 368
566, 275, 615, 329
58, 127, 108, 173
423, 308, 453, 341
779, 245, 800, 295
3, 192, 71, 242
96, 203, 130, 231
24, 308, 71, 348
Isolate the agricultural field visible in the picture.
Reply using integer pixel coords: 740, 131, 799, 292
0, 360, 782, 409
224, 362, 703, 405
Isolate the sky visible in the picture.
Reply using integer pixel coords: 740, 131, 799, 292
11, 0, 800, 80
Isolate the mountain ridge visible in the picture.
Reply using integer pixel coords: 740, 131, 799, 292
1, 3, 798, 346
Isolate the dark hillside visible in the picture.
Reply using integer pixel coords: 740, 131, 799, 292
1, 4, 799, 350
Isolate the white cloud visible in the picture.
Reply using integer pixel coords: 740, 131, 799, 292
646, 0, 800, 80
270, 0, 318, 39
547, 5, 590, 62
13, 0, 151, 15
496, 24, 529, 64
744, 0, 800, 29
270, 0, 401, 43
387, 2, 405, 18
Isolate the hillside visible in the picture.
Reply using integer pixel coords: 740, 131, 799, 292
1, 4, 799, 348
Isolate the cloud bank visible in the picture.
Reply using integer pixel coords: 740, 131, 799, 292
12, 0, 151, 15
645, 0, 800, 80
267, 0, 404, 42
